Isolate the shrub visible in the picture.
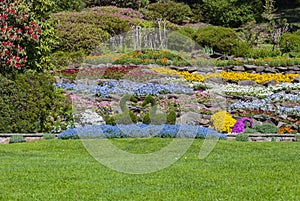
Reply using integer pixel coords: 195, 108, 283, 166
166, 109, 176, 125
243, 128, 257, 134
9, 135, 26, 144
280, 32, 300, 55
142, 112, 151, 124
83, 0, 150, 9
50, 50, 85, 70
200, 0, 264, 28
0, 73, 73, 133
141, 2, 193, 24
210, 110, 236, 133
0, 0, 44, 74
43, 134, 56, 140
52, 0, 84, 12
235, 133, 249, 142
194, 26, 249, 55
52, 7, 143, 53
253, 123, 279, 134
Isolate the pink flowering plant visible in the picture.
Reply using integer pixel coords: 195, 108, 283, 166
0, 0, 42, 74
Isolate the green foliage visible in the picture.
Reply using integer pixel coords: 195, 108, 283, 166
194, 26, 250, 56
50, 50, 85, 70
142, 94, 157, 107
83, 0, 150, 9
141, 2, 193, 24
9, 135, 26, 144
243, 128, 258, 134
235, 133, 249, 142
43, 134, 56, 140
200, 0, 264, 28
280, 32, 300, 55
104, 115, 116, 125
142, 112, 151, 124
253, 124, 279, 134
166, 109, 176, 125
52, 0, 84, 12
52, 7, 143, 54
246, 45, 281, 58
0, 73, 73, 133
25, 0, 57, 71
0, 0, 55, 74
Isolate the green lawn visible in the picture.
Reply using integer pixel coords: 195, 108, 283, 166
0, 139, 299, 201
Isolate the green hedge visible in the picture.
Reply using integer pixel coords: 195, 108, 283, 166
280, 31, 300, 55
140, 2, 193, 24
0, 73, 73, 133
193, 26, 250, 56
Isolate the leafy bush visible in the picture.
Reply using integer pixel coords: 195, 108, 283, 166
235, 133, 249, 142
280, 32, 300, 55
83, 0, 150, 9
142, 112, 151, 124
141, 2, 193, 24
43, 134, 56, 140
50, 51, 85, 70
166, 109, 176, 125
0, 73, 73, 133
0, 0, 44, 74
200, 0, 263, 27
52, 7, 143, 53
52, 0, 84, 12
9, 135, 26, 144
194, 26, 249, 56
253, 124, 279, 134
243, 128, 257, 134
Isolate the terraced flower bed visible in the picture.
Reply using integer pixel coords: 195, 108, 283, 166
55, 52, 300, 140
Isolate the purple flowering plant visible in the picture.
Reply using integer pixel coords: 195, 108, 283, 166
232, 117, 253, 133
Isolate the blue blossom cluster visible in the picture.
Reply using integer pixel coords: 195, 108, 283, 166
56, 80, 193, 97
58, 124, 227, 139
229, 92, 300, 115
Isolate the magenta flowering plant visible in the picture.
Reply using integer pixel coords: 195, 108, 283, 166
0, 0, 42, 73
232, 117, 253, 133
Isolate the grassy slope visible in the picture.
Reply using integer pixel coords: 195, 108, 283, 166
0, 139, 299, 201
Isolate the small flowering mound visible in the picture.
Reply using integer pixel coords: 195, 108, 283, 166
58, 124, 227, 139
210, 110, 236, 133
232, 117, 253, 134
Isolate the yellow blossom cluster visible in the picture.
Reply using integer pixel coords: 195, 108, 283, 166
210, 110, 236, 133
220, 72, 300, 83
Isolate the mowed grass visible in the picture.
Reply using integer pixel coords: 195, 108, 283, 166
0, 139, 300, 201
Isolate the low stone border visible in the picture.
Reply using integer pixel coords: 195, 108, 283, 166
0, 133, 58, 144
227, 134, 300, 142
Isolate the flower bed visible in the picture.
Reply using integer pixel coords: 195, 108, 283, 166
58, 124, 227, 139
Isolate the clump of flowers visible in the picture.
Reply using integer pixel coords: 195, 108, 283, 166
278, 125, 298, 134
210, 110, 236, 133
232, 117, 253, 134
0, 0, 42, 73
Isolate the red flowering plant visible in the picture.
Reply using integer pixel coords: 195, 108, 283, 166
0, 0, 42, 74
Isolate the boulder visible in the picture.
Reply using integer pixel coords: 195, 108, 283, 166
238, 80, 257, 86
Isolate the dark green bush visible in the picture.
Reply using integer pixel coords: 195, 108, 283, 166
141, 2, 193, 24
142, 95, 157, 107
166, 109, 176, 125
104, 115, 116, 125
280, 32, 300, 55
142, 112, 151, 124
243, 128, 257, 134
194, 26, 250, 55
9, 135, 26, 144
253, 124, 279, 134
200, 0, 263, 27
0, 73, 73, 133
53, 0, 84, 12
235, 133, 249, 142
50, 51, 85, 70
